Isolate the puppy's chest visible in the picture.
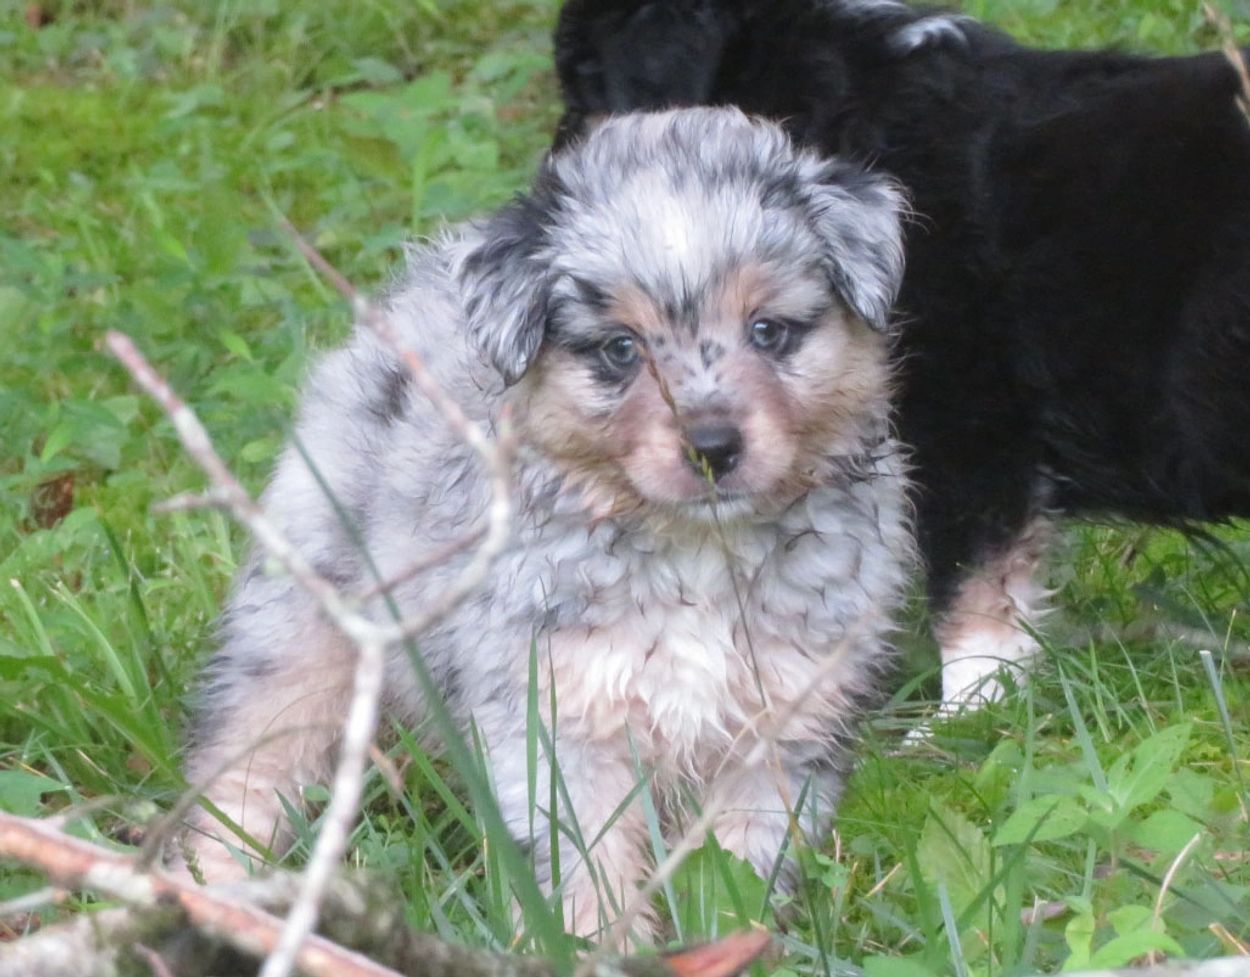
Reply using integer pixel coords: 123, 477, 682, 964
534, 531, 837, 765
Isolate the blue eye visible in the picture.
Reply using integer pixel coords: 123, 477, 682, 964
749, 318, 790, 353
600, 333, 641, 372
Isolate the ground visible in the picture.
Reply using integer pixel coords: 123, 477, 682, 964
0, 0, 1247, 974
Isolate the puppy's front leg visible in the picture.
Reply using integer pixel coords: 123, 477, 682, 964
180, 591, 356, 881
709, 747, 846, 891
489, 729, 652, 942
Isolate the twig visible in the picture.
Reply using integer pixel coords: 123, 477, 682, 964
0, 813, 772, 977
279, 221, 519, 646
111, 214, 520, 977
0, 812, 404, 977
259, 630, 387, 977
105, 332, 364, 636
150, 488, 233, 514
280, 218, 491, 460
356, 526, 488, 601
132, 944, 176, 977
255, 225, 517, 977
108, 329, 395, 976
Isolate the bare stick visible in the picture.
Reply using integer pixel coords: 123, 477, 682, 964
0, 812, 404, 977
105, 331, 365, 638
254, 226, 518, 977
107, 329, 395, 975
356, 525, 488, 600
109, 217, 520, 977
0, 812, 773, 977
258, 632, 387, 977
279, 221, 519, 647
150, 488, 233, 514
281, 218, 492, 461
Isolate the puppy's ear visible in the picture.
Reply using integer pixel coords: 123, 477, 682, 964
801, 163, 907, 331
459, 189, 556, 386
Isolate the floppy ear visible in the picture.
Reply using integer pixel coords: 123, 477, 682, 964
459, 191, 556, 386
801, 162, 907, 331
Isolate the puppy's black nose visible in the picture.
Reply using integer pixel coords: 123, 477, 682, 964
686, 423, 743, 481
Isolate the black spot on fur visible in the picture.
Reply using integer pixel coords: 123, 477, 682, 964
461, 163, 570, 385
572, 277, 611, 312
662, 289, 701, 333
698, 338, 725, 368
369, 367, 410, 426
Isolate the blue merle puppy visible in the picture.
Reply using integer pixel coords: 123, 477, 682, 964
180, 108, 913, 939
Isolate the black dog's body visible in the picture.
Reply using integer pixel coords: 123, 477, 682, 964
555, 0, 1250, 703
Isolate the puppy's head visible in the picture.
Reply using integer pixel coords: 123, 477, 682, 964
460, 108, 904, 521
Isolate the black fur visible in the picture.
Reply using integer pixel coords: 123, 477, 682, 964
554, 0, 1250, 617
460, 164, 569, 385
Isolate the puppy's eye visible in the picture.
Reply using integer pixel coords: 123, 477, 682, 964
749, 318, 791, 354
600, 333, 641, 373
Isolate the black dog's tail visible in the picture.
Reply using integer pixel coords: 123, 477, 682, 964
553, 0, 742, 147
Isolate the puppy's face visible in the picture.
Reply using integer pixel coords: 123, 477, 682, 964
461, 109, 905, 521
519, 261, 889, 519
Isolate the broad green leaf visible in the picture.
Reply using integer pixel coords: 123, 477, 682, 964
670, 841, 768, 936
1167, 767, 1216, 821
993, 795, 1086, 845
1108, 723, 1192, 812
864, 956, 940, 977
973, 738, 1023, 811
0, 771, 67, 817
1090, 929, 1185, 968
1062, 910, 1096, 972
220, 331, 254, 362
916, 803, 993, 919
1107, 904, 1153, 934
1129, 809, 1205, 856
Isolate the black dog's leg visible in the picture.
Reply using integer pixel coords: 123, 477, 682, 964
929, 517, 1053, 711
907, 411, 1053, 712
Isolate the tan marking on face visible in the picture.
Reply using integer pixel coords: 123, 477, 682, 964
706, 263, 773, 345
511, 348, 635, 515
784, 314, 893, 458
605, 282, 671, 343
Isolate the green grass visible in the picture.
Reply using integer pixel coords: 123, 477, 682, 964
1, 0, 1248, 973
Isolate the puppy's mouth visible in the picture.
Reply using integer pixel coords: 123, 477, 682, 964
671, 489, 758, 523
682, 489, 748, 507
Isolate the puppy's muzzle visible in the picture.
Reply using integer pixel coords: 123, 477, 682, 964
686, 422, 743, 481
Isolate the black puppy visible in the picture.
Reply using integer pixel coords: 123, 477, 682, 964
554, 0, 1250, 709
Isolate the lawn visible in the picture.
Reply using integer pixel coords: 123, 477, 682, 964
1, 0, 1248, 974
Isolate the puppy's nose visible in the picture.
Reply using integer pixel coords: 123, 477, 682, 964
686, 423, 743, 481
